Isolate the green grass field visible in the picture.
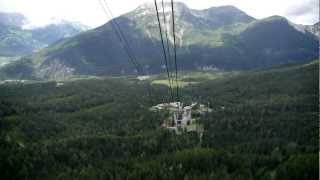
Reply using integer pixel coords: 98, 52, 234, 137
151, 70, 238, 87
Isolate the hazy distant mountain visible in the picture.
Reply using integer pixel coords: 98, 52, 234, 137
0, 12, 27, 27
31, 21, 90, 47
0, 12, 89, 57
1, 3, 318, 80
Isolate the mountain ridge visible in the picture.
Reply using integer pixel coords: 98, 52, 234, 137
0, 12, 89, 57
0, 12, 27, 27
0, 3, 318, 80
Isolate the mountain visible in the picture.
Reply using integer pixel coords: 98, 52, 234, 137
130, 3, 255, 46
0, 3, 318, 79
0, 13, 35, 56
0, 23, 35, 56
305, 22, 320, 38
0, 12, 27, 27
30, 20, 90, 47
0, 12, 89, 57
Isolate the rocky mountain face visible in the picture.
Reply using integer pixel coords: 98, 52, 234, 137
306, 22, 320, 38
128, 3, 255, 46
0, 12, 89, 57
0, 3, 318, 80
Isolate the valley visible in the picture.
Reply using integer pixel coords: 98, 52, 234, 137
0, 60, 318, 179
0, 1, 318, 179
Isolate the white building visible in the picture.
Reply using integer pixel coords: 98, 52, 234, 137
151, 102, 209, 138
173, 103, 196, 127
151, 101, 210, 129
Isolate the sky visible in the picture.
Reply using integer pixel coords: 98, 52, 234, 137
0, 0, 318, 28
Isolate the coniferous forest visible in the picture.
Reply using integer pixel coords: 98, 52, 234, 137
0, 61, 318, 180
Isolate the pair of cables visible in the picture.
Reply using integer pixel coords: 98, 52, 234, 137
99, 0, 156, 104
99, 0, 180, 103
154, 0, 180, 102
99, 0, 145, 76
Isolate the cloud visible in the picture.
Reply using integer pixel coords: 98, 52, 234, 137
0, 0, 318, 27
285, 0, 319, 24
286, 3, 314, 17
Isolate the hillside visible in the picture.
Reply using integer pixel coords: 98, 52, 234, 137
0, 12, 89, 57
0, 60, 318, 179
0, 12, 26, 27
0, 3, 318, 80
306, 22, 320, 38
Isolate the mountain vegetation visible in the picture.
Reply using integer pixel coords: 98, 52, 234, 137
0, 60, 318, 179
0, 3, 317, 80
0, 2, 318, 179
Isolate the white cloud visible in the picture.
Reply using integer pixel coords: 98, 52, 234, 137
0, 0, 318, 27
284, 0, 319, 25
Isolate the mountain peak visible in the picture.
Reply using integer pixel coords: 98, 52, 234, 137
135, 1, 189, 14
203, 5, 255, 21
207, 5, 242, 11
138, 1, 187, 9
2, 2, 317, 79
262, 15, 288, 22
0, 12, 27, 27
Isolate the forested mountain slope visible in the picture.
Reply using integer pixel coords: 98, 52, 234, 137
1, 3, 318, 79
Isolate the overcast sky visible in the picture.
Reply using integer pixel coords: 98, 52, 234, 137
0, 0, 318, 27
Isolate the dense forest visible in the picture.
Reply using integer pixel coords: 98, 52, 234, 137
0, 61, 318, 179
